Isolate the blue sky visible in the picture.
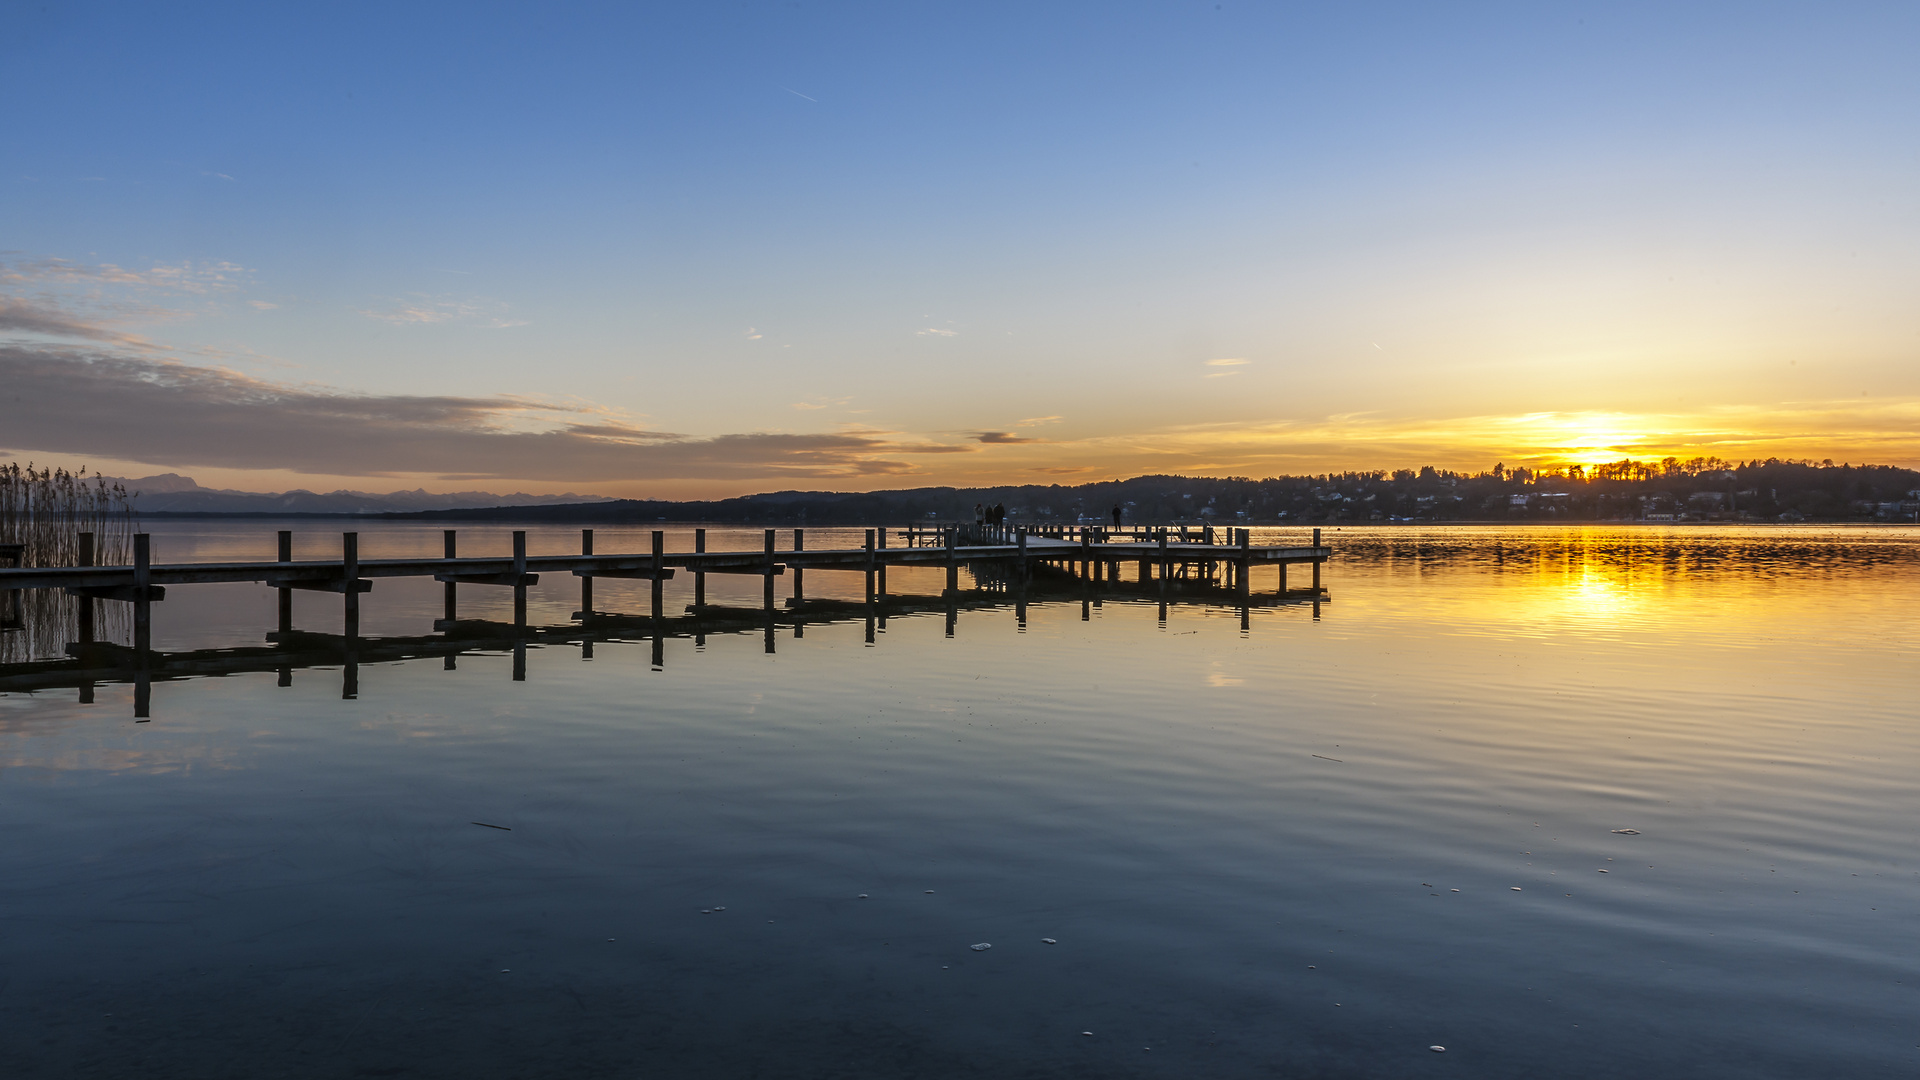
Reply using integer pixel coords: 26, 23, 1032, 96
4, 2, 1917, 496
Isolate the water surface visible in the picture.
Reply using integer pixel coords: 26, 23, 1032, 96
2, 523, 1915, 1078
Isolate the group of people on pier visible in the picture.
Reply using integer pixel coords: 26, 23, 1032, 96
974, 502, 1008, 526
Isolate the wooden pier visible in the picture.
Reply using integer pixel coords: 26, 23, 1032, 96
0, 524, 1329, 717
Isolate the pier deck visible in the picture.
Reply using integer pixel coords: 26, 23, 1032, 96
0, 531, 1326, 591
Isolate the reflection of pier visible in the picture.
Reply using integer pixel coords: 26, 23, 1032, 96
0, 525, 1329, 717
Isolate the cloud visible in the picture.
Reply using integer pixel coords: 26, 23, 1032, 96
248, 300, 279, 310
745, 326, 763, 340
2, 257, 251, 294
1204, 370, 1243, 379
916, 327, 957, 337
972, 431, 1041, 444
1205, 358, 1249, 366
360, 302, 469, 324
0, 296, 145, 344
0, 345, 969, 482
1017, 415, 1064, 426
359, 296, 525, 328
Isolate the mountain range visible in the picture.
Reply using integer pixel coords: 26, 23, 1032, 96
113, 474, 614, 515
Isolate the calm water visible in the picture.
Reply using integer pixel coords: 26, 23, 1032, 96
2, 523, 1916, 1078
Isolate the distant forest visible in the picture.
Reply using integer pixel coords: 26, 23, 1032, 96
398, 457, 1920, 526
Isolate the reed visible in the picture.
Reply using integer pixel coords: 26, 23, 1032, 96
0, 463, 136, 662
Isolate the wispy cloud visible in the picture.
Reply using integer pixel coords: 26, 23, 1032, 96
1017, 415, 1064, 427
2, 256, 253, 294
745, 326, 763, 340
359, 296, 527, 328
782, 87, 817, 102
1205, 358, 1249, 366
972, 431, 1041, 444
916, 327, 957, 338
361, 304, 465, 325
247, 300, 279, 310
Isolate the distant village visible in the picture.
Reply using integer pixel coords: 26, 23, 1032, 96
402, 457, 1920, 526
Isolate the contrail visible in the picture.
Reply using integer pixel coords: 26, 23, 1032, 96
783, 87, 818, 103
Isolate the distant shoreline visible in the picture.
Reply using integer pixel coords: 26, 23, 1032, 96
131, 511, 1912, 527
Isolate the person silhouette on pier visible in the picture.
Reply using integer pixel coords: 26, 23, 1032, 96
1111, 504, 1122, 527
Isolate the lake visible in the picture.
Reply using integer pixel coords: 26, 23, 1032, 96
2, 522, 1915, 1078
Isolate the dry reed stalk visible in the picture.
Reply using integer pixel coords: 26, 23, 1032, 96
0, 463, 137, 662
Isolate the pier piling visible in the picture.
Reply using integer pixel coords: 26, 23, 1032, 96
694, 528, 707, 609
580, 529, 594, 617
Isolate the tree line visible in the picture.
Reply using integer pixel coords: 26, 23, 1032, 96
391, 457, 1920, 526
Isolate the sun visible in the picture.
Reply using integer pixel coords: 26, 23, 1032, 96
1511, 413, 1661, 469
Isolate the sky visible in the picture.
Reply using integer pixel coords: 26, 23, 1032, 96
3, 1, 1917, 498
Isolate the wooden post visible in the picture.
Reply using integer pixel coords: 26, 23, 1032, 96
131, 530, 151, 638
1017, 526, 1028, 581
1239, 527, 1250, 601
1312, 527, 1322, 593
694, 528, 707, 609
272, 530, 293, 685
341, 532, 359, 699
1079, 527, 1090, 582
132, 535, 151, 715
580, 528, 594, 617
77, 531, 96, 644
864, 529, 876, 645
342, 532, 359, 608
72, 531, 96, 703
512, 530, 527, 629
793, 528, 805, 602
877, 526, 888, 599
442, 530, 457, 624
1157, 528, 1169, 588
763, 529, 776, 652
651, 530, 665, 625
945, 524, 958, 595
